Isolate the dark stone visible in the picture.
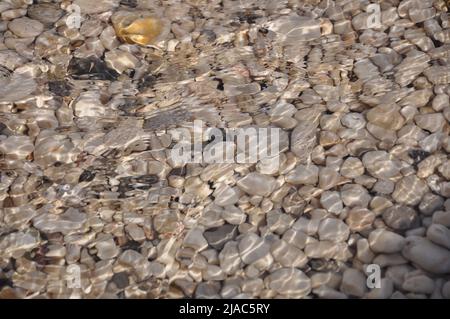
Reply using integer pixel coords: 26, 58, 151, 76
236, 12, 261, 24
204, 224, 237, 250
48, 80, 72, 97
111, 272, 130, 289
121, 240, 141, 252
120, 0, 137, 7
308, 259, 327, 271
168, 166, 186, 177
0, 66, 12, 79
138, 74, 156, 91
408, 149, 430, 165
68, 57, 119, 80
118, 175, 159, 195
0, 278, 12, 289
79, 170, 96, 182
135, 175, 159, 186
214, 77, 224, 91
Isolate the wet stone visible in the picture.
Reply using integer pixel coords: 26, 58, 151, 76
111, 272, 130, 289
204, 224, 237, 250
68, 57, 119, 80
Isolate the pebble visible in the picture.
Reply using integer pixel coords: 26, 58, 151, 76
402, 274, 435, 294
270, 240, 308, 268
368, 229, 406, 253
366, 278, 394, 299
340, 157, 365, 178
285, 164, 319, 185
402, 237, 450, 274
105, 49, 140, 74
221, 205, 247, 225
118, 250, 151, 281
74, 0, 120, 14
432, 211, 450, 227
8, 17, 43, 38
320, 191, 343, 215
204, 224, 237, 250
96, 239, 119, 260
292, 217, 320, 236
392, 175, 429, 206
28, 4, 63, 25
340, 184, 371, 208
442, 281, 450, 299
382, 205, 420, 230
318, 218, 350, 243
356, 238, 375, 263
415, 113, 445, 133
0, 232, 39, 259
340, 268, 367, 298
346, 208, 375, 232
183, 228, 208, 252
238, 233, 271, 264
237, 173, 276, 197
426, 224, 450, 249
362, 151, 401, 180
304, 241, 337, 259
282, 229, 316, 250
290, 122, 317, 163
265, 268, 311, 298
219, 242, 241, 275
213, 184, 239, 206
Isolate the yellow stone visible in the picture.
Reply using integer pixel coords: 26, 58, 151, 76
113, 12, 163, 46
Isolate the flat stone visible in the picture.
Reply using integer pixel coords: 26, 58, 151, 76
368, 229, 406, 253
340, 184, 371, 208
346, 208, 375, 232
237, 173, 277, 196
183, 228, 208, 252
290, 121, 317, 163
265, 268, 311, 298
426, 224, 450, 249
285, 164, 319, 185
392, 175, 429, 206
219, 241, 242, 275
320, 191, 343, 215
204, 224, 237, 250
366, 278, 394, 299
402, 237, 450, 274
118, 250, 151, 281
238, 233, 271, 264
270, 240, 308, 268
213, 184, 239, 206
304, 241, 337, 259
340, 268, 367, 298
8, 17, 43, 38
0, 232, 40, 259
74, 0, 120, 14
318, 218, 350, 243
382, 205, 419, 230
402, 274, 435, 294
221, 205, 247, 225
